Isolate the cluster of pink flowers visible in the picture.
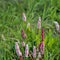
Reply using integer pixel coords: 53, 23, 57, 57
15, 12, 44, 60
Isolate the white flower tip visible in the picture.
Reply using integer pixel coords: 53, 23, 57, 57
54, 21, 59, 26
33, 46, 35, 48
54, 21, 58, 24
26, 44, 28, 48
38, 17, 41, 21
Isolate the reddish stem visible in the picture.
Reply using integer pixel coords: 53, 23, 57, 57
42, 28, 44, 41
19, 56, 23, 60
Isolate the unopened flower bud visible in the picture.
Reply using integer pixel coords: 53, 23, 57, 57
21, 29, 26, 39
21, 41, 25, 47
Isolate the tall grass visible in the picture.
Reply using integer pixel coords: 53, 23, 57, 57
0, 0, 60, 60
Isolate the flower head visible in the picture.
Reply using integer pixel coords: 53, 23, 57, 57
54, 21, 60, 32
39, 41, 44, 55
33, 46, 36, 58
25, 44, 29, 57
15, 42, 22, 57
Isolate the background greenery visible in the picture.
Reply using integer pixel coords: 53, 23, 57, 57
0, 0, 60, 60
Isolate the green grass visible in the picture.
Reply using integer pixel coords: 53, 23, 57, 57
0, 0, 60, 60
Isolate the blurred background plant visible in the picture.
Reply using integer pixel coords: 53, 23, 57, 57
0, 0, 60, 60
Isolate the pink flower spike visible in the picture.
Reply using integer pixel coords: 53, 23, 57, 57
37, 17, 41, 29
39, 41, 44, 55
33, 46, 36, 58
22, 12, 26, 22
15, 42, 22, 57
25, 44, 29, 57
21, 29, 26, 39
42, 28, 44, 41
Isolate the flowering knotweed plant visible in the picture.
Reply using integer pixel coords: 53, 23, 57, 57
15, 14, 45, 60
22, 12, 26, 22
38, 28, 44, 58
